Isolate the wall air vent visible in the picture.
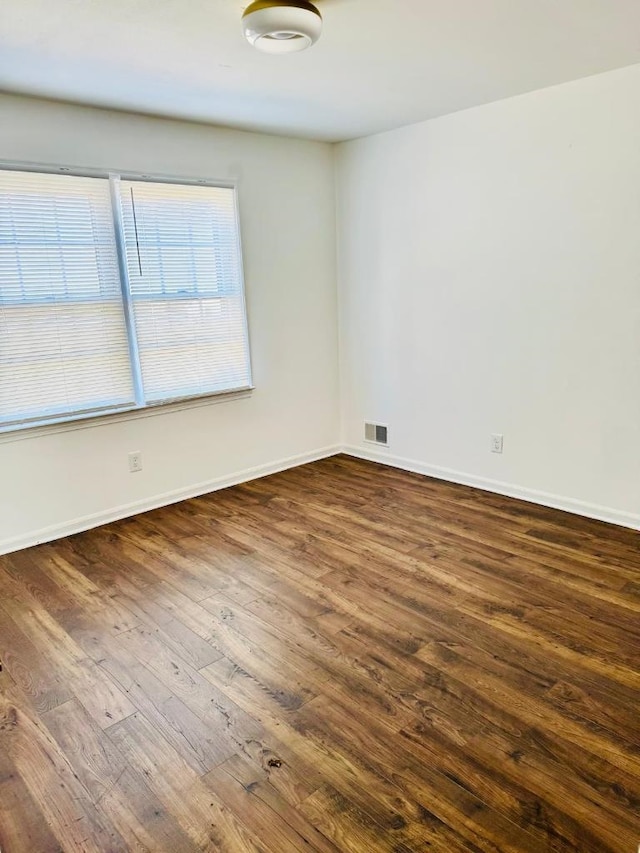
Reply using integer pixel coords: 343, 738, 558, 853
364, 422, 388, 446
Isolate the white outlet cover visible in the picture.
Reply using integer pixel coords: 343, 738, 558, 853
128, 451, 143, 472
491, 434, 504, 454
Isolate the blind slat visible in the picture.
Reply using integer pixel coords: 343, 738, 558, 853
0, 170, 135, 426
119, 180, 251, 401
0, 170, 251, 431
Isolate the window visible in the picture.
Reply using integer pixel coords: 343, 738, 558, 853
0, 168, 252, 432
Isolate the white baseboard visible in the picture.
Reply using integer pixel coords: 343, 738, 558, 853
0, 445, 341, 556
3, 442, 637, 555
342, 444, 640, 532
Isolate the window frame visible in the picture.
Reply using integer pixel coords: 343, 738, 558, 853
0, 161, 254, 436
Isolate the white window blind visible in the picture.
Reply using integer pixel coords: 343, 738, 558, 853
0, 168, 252, 432
118, 180, 251, 402
0, 170, 135, 427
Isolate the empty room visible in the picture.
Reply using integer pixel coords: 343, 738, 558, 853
0, 1, 639, 851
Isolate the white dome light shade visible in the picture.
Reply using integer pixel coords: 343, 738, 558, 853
242, 1, 322, 54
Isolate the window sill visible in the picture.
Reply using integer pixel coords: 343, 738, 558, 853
0, 386, 255, 444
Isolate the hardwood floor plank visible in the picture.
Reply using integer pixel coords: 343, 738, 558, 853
0, 675, 128, 852
0, 454, 638, 851
91, 633, 236, 773
337, 617, 640, 839
298, 784, 415, 853
112, 590, 222, 670
218, 753, 341, 853
2, 550, 77, 617
107, 711, 268, 852
97, 765, 201, 853
0, 777, 63, 853
296, 694, 546, 853
43, 698, 127, 803
0, 584, 136, 729
114, 622, 324, 806
202, 762, 321, 853
0, 746, 63, 853
202, 655, 508, 851
242, 594, 416, 728
0, 600, 72, 713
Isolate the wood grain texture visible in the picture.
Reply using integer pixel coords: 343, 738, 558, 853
0, 453, 638, 852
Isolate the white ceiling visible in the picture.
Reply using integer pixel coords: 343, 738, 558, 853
1, 0, 639, 141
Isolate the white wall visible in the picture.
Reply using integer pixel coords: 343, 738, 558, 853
336, 64, 640, 528
0, 95, 340, 552
3, 64, 640, 549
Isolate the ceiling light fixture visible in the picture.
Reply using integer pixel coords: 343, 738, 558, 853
242, 0, 322, 54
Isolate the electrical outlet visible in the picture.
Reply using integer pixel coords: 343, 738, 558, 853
128, 451, 143, 473
491, 434, 504, 454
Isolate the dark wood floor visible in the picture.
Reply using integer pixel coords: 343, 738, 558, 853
0, 455, 638, 852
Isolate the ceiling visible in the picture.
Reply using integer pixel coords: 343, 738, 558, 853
1, 0, 639, 142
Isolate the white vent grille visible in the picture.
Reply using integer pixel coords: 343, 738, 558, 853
364, 422, 388, 446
